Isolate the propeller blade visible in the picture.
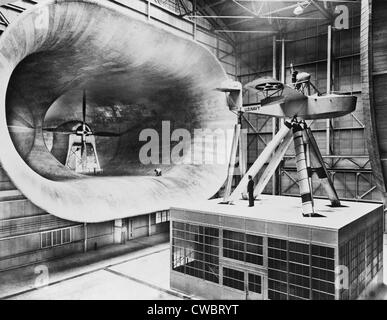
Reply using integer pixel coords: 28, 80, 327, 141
94, 127, 132, 137
42, 127, 58, 132
43, 127, 76, 134
12, 114, 34, 129
93, 131, 122, 137
82, 89, 86, 124
7, 125, 35, 132
52, 131, 77, 135
81, 141, 87, 171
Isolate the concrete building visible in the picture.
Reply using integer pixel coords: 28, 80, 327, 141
170, 196, 383, 300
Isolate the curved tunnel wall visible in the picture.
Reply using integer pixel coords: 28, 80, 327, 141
0, 0, 235, 222
361, 0, 387, 204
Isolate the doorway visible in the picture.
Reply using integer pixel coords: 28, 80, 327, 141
246, 272, 264, 300
127, 219, 134, 240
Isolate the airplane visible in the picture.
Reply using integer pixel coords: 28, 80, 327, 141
217, 66, 357, 217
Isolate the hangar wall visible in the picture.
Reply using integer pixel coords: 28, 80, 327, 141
360, 0, 387, 281
236, 3, 381, 203
360, 0, 387, 205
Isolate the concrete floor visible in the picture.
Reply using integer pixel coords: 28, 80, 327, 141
1, 232, 386, 300
0, 233, 190, 300
366, 286, 387, 300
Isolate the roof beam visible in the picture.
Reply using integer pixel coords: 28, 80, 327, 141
236, 0, 358, 3
208, 0, 228, 9
1, 3, 25, 12
0, 0, 21, 6
191, 14, 324, 20
189, 15, 255, 19
0, 10, 9, 25
214, 29, 278, 33
310, 0, 333, 20
232, 0, 258, 16
177, 0, 190, 16
195, 0, 237, 44
259, 3, 301, 17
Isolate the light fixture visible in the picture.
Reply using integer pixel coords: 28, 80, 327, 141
293, 1, 311, 16
293, 5, 304, 16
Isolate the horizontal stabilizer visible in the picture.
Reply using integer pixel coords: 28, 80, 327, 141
216, 80, 242, 92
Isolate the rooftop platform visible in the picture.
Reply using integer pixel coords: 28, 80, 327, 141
171, 195, 383, 231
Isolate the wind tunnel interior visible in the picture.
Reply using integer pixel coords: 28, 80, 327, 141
4, 0, 234, 182
0, 0, 235, 222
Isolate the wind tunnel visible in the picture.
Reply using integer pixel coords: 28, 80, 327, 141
0, 0, 235, 222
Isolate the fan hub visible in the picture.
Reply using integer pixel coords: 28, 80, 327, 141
75, 123, 92, 137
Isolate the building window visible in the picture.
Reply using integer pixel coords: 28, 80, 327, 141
223, 267, 244, 291
312, 290, 335, 300
41, 227, 72, 249
248, 273, 262, 294
288, 241, 311, 300
268, 237, 289, 299
311, 244, 334, 259
267, 237, 336, 300
289, 284, 310, 300
156, 210, 170, 224
268, 290, 287, 300
62, 228, 71, 244
171, 222, 219, 283
311, 244, 335, 299
41, 231, 52, 248
339, 218, 383, 300
52, 230, 61, 246
223, 230, 263, 266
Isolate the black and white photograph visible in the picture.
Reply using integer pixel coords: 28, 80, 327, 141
0, 0, 385, 308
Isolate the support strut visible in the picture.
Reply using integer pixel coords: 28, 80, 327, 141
293, 122, 314, 216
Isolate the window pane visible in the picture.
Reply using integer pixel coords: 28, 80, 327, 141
223, 267, 245, 291
246, 253, 263, 265
289, 241, 309, 254
246, 243, 263, 255
172, 221, 185, 230
52, 230, 61, 246
223, 230, 244, 241
62, 228, 71, 244
41, 232, 52, 248
246, 234, 263, 245
268, 290, 287, 300
248, 273, 262, 294
172, 222, 219, 283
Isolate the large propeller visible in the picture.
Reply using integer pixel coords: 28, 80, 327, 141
42, 90, 123, 137
42, 89, 123, 171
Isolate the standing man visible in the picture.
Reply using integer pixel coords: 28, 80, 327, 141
247, 175, 254, 207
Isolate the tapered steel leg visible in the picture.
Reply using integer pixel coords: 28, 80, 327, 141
229, 121, 292, 202
238, 126, 247, 177
302, 128, 313, 202
305, 127, 341, 207
254, 129, 293, 197
222, 124, 241, 203
293, 122, 314, 216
